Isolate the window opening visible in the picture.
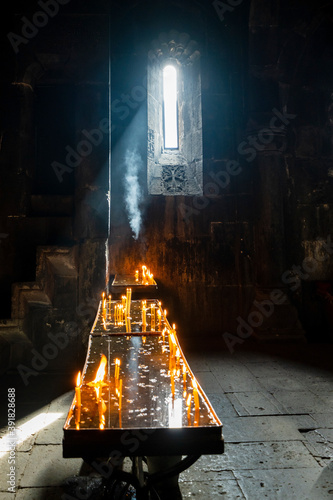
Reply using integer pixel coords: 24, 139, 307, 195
163, 65, 178, 149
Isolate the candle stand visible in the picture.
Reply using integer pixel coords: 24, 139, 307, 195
63, 271, 224, 499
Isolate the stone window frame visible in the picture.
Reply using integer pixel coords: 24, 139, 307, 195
147, 31, 203, 196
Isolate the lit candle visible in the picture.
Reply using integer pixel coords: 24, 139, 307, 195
87, 355, 108, 430
182, 364, 186, 391
186, 393, 192, 425
75, 371, 81, 430
192, 379, 200, 411
126, 288, 132, 317
118, 378, 123, 411
108, 295, 112, 318
98, 397, 106, 430
175, 348, 180, 371
168, 334, 174, 373
150, 303, 155, 331
142, 300, 146, 332
142, 265, 146, 282
157, 309, 162, 330
114, 303, 118, 324
171, 371, 175, 398
169, 332, 176, 372
114, 358, 120, 389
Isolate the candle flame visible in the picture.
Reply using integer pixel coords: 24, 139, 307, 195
186, 393, 192, 407
93, 355, 107, 385
76, 371, 81, 387
192, 378, 198, 390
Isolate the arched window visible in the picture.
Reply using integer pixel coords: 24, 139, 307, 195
147, 31, 203, 195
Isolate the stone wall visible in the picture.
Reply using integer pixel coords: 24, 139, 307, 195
1, 0, 333, 375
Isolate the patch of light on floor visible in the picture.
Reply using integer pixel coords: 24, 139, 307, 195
0, 412, 63, 458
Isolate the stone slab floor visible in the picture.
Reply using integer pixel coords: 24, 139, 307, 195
0, 341, 332, 499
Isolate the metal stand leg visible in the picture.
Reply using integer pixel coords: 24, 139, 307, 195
147, 455, 182, 498
73, 454, 201, 499
132, 457, 145, 488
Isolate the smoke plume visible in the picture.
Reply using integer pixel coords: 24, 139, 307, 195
123, 148, 143, 239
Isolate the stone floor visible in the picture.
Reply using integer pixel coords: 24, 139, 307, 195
0, 340, 333, 499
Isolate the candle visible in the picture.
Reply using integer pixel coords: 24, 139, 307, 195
114, 303, 118, 324
118, 378, 123, 411
169, 332, 176, 372
114, 358, 120, 389
75, 371, 81, 407
121, 296, 126, 317
182, 364, 186, 391
168, 333, 174, 373
108, 295, 112, 318
142, 265, 146, 282
126, 288, 132, 317
192, 379, 200, 411
150, 303, 155, 331
75, 371, 81, 429
186, 393, 192, 425
175, 348, 180, 371
171, 371, 175, 398
142, 300, 146, 332
98, 397, 106, 430
157, 309, 162, 330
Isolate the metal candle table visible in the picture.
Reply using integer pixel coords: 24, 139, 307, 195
63, 273, 224, 498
